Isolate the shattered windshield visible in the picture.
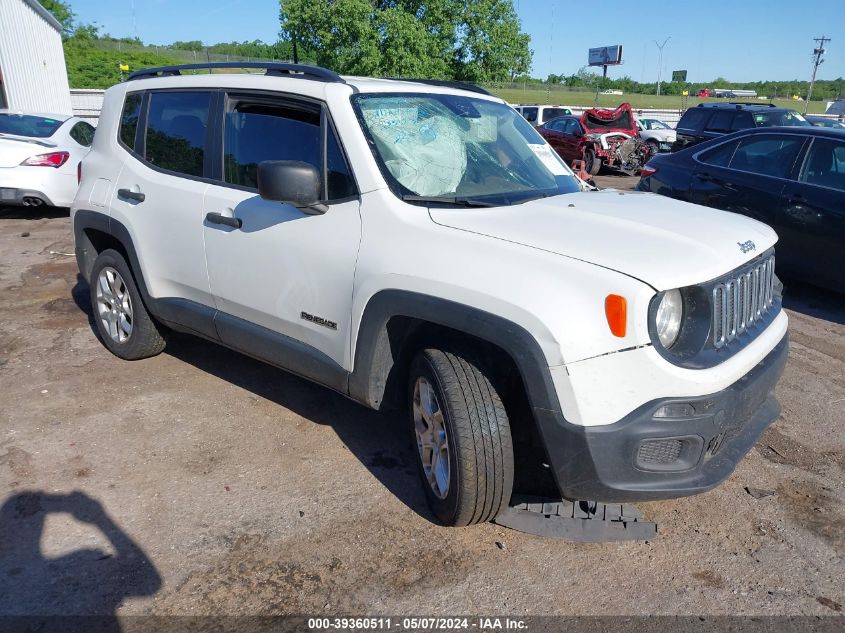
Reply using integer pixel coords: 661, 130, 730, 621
352, 93, 580, 206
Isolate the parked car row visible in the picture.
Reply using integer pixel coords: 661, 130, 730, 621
638, 126, 845, 292
0, 111, 94, 208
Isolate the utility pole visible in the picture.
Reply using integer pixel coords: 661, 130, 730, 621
805, 35, 830, 114
654, 37, 671, 97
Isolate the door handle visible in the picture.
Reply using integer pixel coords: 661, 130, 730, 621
117, 188, 145, 202
696, 173, 714, 182
205, 211, 242, 229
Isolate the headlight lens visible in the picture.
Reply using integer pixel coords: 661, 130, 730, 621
655, 289, 683, 348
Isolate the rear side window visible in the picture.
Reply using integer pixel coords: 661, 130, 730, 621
705, 110, 736, 133
223, 98, 356, 201
728, 135, 804, 179
800, 138, 845, 191
699, 140, 740, 167
119, 93, 142, 149
70, 121, 95, 147
521, 107, 538, 123
677, 108, 710, 131
144, 91, 211, 177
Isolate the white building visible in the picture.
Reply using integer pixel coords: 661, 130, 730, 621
0, 0, 72, 114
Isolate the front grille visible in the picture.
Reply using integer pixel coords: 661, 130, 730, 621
637, 439, 684, 465
712, 256, 776, 349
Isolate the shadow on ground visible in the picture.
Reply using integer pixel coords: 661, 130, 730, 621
70, 276, 433, 523
781, 278, 845, 326
0, 206, 70, 221
0, 491, 160, 630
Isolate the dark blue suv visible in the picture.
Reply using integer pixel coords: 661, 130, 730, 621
672, 103, 811, 152
638, 126, 845, 292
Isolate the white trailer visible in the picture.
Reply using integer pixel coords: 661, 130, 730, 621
0, 0, 72, 114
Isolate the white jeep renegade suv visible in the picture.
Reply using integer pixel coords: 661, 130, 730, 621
71, 63, 788, 527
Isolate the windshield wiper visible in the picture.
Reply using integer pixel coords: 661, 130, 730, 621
401, 194, 497, 208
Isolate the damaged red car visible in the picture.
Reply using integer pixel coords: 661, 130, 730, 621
538, 103, 654, 175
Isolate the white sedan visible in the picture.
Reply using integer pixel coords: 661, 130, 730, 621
635, 117, 676, 152
0, 111, 95, 208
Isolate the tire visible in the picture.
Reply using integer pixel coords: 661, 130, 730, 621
408, 348, 514, 526
584, 148, 601, 175
89, 249, 166, 360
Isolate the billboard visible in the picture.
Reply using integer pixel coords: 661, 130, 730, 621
588, 45, 623, 67
672, 70, 688, 82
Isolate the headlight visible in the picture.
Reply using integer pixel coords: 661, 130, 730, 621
655, 289, 683, 348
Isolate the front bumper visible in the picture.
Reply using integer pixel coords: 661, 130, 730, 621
538, 334, 788, 502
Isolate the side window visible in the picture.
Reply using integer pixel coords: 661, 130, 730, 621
522, 107, 538, 123
69, 121, 95, 147
705, 110, 736, 133
144, 91, 211, 177
678, 108, 710, 131
546, 118, 564, 132
223, 98, 357, 201
731, 111, 754, 131
698, 140, 740, 167
728, 135, 804, 178
800, 138, 845, 191
118, 93, 142, 150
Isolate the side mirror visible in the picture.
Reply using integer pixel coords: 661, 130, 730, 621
257, 160, 327, 215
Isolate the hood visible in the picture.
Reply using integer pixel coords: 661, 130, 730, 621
429, 190, 778, 291
581, 102, 638, 136
0, 137, 55, 168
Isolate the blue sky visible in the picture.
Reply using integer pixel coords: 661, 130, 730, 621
69, 0, 844, 82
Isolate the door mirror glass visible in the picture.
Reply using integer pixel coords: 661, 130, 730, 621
257, 160, 327, 214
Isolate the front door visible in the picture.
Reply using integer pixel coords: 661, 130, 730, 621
202, 93, 361, 371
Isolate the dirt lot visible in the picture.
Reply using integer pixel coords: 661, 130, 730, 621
0, 178, 843, 619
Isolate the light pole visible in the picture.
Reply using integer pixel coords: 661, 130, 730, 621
654, 37, 671, 97
805, 36, 830, 115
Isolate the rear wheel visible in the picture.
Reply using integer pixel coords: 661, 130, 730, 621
584, 148, 601, 175
90, 249, 166, 360
408, 348, 514, 526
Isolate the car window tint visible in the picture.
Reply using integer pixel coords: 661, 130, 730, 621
522, 107, 537, 123
705, 110, 735, 133
70, 121, 95, 146
566, 120, 580, 135
325, 124, 357, 200
119, 93, 142, 149
698, 140, 739, 167
731, 112, 754, 131
224, 101, 320, 190
546, 118, 564, 132
144, 91, 211, 177
678, 108, 710, 131
728, 135, 804, 178
800, 138, 845, 191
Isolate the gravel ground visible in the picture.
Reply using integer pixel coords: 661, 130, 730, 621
0, 189, 842, 619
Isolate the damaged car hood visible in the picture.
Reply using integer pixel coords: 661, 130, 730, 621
429, 190, 778, 291
581, 102, 639, 136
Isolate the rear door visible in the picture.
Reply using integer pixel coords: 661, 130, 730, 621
779, 135, 845, 289
110, 89, 216, 317
689, 133, 805, 232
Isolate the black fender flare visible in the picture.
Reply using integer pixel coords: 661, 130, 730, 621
348, 289, 562, 416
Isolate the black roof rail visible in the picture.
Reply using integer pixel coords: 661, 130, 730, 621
728, 101, 777, 107
389, 78, 493, 96
127, 62, 345, 83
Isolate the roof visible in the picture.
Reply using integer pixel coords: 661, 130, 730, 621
698, 102, 790, 111
0, 109, 71, 121
124, 63, 499, 100
727, 125, 845, 139
19, 0, 64, 33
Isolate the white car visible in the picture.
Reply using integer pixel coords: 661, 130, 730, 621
514, 104, 572, 126
0, 111, 95, 208
635, 117, 676, 152
71, 64, 787, 529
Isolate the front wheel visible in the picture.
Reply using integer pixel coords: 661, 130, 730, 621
408, 348, 514, 526
584, 148, 601, 175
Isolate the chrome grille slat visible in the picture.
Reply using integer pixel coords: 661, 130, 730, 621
712, 256, 775, 349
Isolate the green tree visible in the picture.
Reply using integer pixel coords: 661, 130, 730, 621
40, 0, 75, 38
279, 0, 532, 81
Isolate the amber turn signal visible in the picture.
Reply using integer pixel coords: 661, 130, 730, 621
605, 294, 627, 337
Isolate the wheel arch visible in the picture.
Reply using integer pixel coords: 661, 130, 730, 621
348, 290, 563, 417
